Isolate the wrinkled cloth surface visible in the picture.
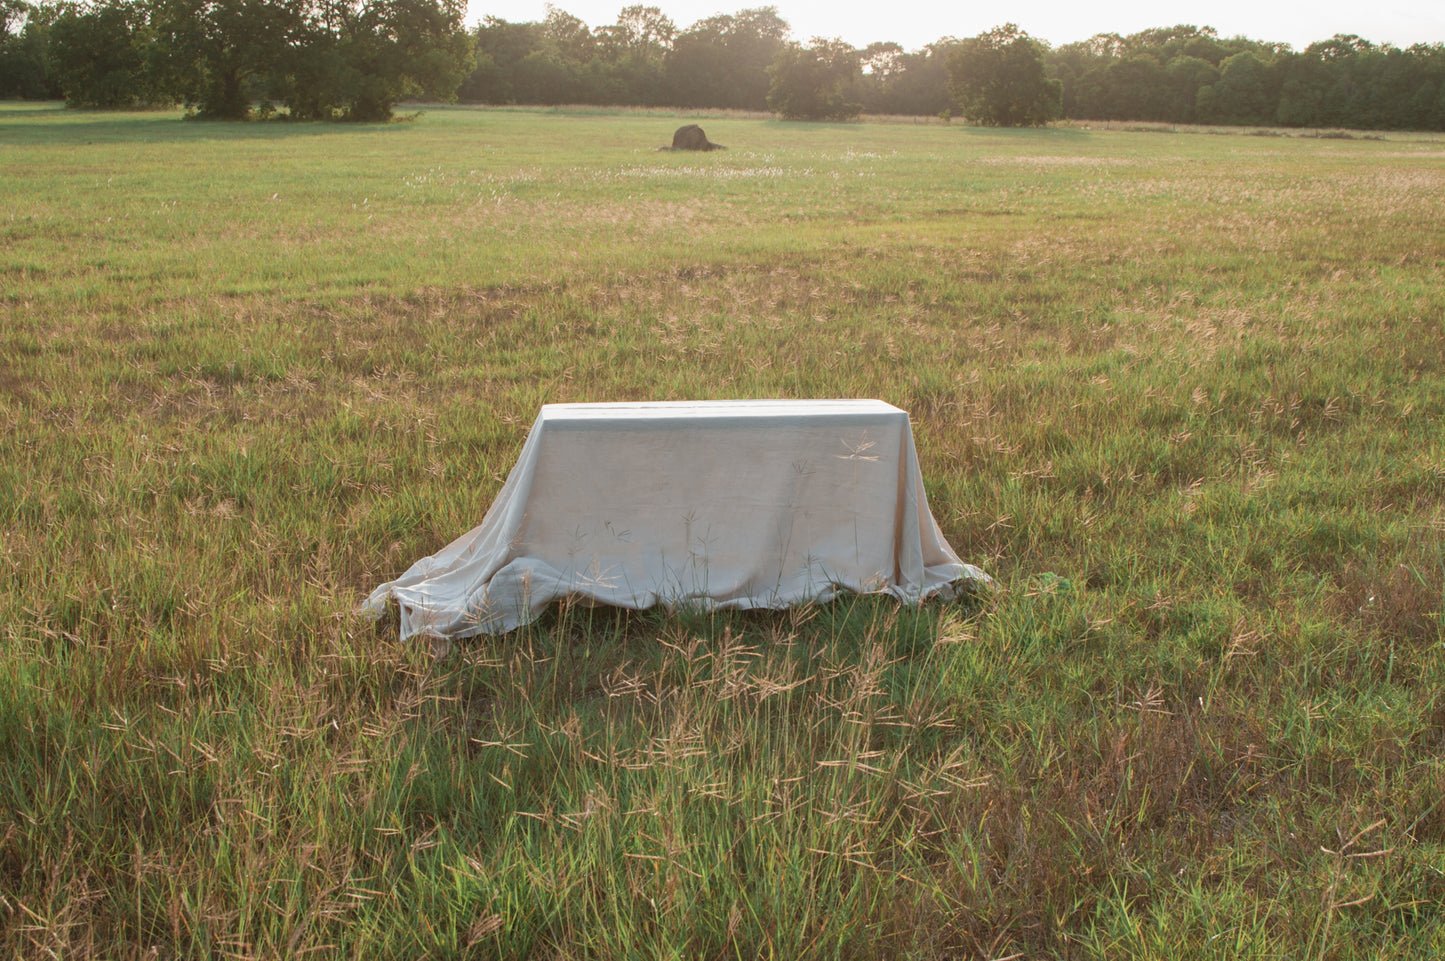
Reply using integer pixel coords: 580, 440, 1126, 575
364, 400, 990, 639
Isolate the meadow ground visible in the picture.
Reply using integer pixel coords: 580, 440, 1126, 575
1, 102, 1443, 959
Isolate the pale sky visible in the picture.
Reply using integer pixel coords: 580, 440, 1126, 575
465, 0, 1445, 53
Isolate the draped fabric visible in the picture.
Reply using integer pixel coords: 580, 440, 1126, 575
364, 400, 990, 640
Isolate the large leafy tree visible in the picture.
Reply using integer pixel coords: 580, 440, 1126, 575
540, 3, 590, 61
323, 0, 474, 120
947, 23, 1060, 126
592, 6, 673, 104
458, 16, 542, 103
0, 0, 28, 77
1, 0, 61, 98
1198, 49, 1276, 124
49, 0, 169, 106
664, 6, 787, 110
766, 36, 860, 120
146, 0, 471, 119
1101, 53, 1167, 120
148, 0, 303, 118
611, 4, 671, 55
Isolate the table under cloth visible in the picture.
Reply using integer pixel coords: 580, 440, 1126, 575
364, 399, 990, 640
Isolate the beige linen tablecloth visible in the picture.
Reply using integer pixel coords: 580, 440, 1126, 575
364, 400, 989, 639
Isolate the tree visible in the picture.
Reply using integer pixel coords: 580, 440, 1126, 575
859, 40, 901, 81
147, 0, 302, 119
947, 24, 1060, 126
325, 0, 474, 120
664, 6, 788, 110
511, 47, 580, 102
149, 0, 472, 120
1164, 54, 1217, 122
766, 36, 860, 120
542, 4, 591, 62
612, 4, 671, 55
853, 41, 906, 114
1101, 52, 1167, 119
594, 5, 672, 104
1203, 49, 1274, 124
457, 16, 543, 103
1, 0, 62, 98
1, 0, 23, 36
49, 0, 168, 107
1047, 40, 1101, 117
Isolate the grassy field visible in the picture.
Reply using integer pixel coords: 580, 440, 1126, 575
2, 101, 1444, 959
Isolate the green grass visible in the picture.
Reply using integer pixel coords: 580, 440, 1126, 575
2, 102, 1444, 959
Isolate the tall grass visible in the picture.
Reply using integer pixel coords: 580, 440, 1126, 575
1, 103, 1443, 958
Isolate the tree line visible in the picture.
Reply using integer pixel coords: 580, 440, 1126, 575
0, 0, 472, 118
3, 0, 1443, 130
1051, 26, 1445, 130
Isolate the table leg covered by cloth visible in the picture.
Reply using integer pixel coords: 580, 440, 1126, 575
363, 400, 991, 640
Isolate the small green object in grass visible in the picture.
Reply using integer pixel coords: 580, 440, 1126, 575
1036, 572, 1072, 594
